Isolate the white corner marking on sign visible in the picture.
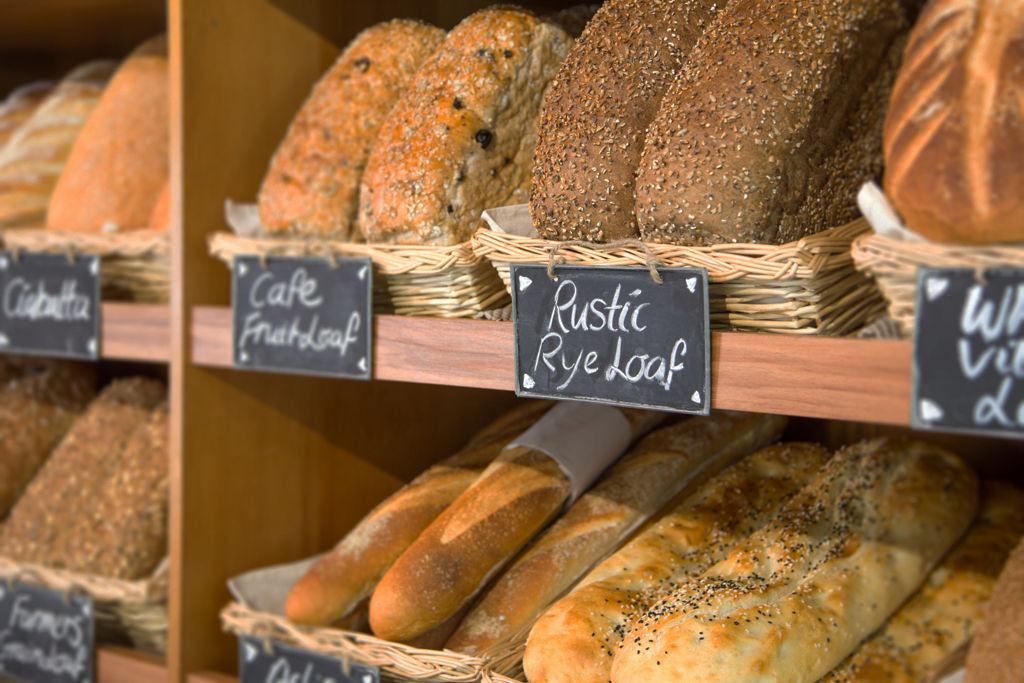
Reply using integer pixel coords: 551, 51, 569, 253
925, 277, 949, 302
358, 265, 369, 281
518, 275, 532, 292
237, 262, 248, 277
81, 601, 91, 616
358, 357, 368, 372
239, 350, 249, 363
919, 399, 944, 422
363, 676, 373, 683
691, 390, 701, 404
87, 339, 97, 355
243, 641, 259, 663
686, 277, 697, 293
0, 333, 8, 347
0, 584, 6, 600
522, 374, 535, 389
0, 256, 7, 270
90, 258, 99, 276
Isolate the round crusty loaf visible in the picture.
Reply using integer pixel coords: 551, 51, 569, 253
635, 0, 905, 245
883, 0, 1024, 244
0, 82, 53, 149
359, 7, 573, 246
258, 20, 446, 241
530, 0, 723, 242
964, 534, 1024, 682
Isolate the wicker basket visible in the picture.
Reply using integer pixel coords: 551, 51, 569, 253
222, 601, 527, 683
850, 234, 1024, 336
472, 218, 885, 335
1, 229, 169, 303
209, 233, 509, 319
0, 555, 168, 654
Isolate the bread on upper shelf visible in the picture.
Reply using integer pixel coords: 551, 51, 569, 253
0, 82, 53, 149
47, 36, 169, 233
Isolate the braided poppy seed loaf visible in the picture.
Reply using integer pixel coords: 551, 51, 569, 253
359, 7, 573, 246
530, 0, 724, 242
258, 20, 446, 240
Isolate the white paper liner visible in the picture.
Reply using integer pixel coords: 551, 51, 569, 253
224, 199, 266, 238
481, 204, 538, 238
505, 401, 632, 504
938, 669, 964, 683
857, 181, 931, 244
228, 556, 322, 616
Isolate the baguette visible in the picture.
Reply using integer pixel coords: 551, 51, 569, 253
522, 441, 830, 683
611, 438, 979, 683
368, 408, 661, 643
822, 480, 1024, 683
447, 411, 788, 654
286, 400, 555, 626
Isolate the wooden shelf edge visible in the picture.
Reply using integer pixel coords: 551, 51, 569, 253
190, 306, 913, 425
98, 645, 166, 683
187, 672, 237, 683
101, 302, 171, 363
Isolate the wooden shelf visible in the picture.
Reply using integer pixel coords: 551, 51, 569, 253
97, 645, 165, 683
101, 302, 170, 363
190, 306, 913, 426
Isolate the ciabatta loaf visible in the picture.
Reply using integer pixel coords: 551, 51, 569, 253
522, 441, 829, 683
368, 408, 660, 643
285, 400, 553, 626
611, 438, 978, 683
258, 20, 445, 240
446, 411, 787, 654
359, 7, 573, 246
822, 480, 1024, 683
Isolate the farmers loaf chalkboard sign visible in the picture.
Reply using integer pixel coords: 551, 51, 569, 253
239, 636, 378, 683
913, 267, 1024, 437
0, 580, 94, 683
511, 264, 710, 413
232, 256, 372, 379
0, 252, 100, 360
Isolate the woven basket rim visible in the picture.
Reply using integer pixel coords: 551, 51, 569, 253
208, 232, 485, 275
2, 228, 170, 257
0, 554, 168, 604
851, 232, 1024, 267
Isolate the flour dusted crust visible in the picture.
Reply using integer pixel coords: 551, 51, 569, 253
0, 82, 52, 149
635, 0, 905, 245
47, 36, 169, 233
258, 20, 445, 240
521, 441, 829, 683
359, 7, 573, 246
530, 0, 723, 242
822, 481, 1024, 683
285, 400, 553, 626
610, 438, 978, 683
446, 412, 787, 655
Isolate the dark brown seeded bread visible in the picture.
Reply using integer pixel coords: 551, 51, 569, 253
965, 534, 1024, 683
635, 0, 905, 245
530, 0, 724, 242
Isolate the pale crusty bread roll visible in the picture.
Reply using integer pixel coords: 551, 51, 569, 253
368, 408, 662, 643
964, 522, 1024, 682
359, 7, 573, 246
258, 20, 446, 240
285, 400, 554, 626
611, 438, 979, 683
523, 441, 830, 683
47, 36, 168, 233
0, 61, 115, 229
0, 82, 53, 149
446, 411, 788, 654
822, 480, 1024, 683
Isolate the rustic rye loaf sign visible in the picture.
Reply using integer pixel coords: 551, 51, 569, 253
0, 252, 101, 360
511, 264, 710, 413
0, 580, 95, 683
238, 636, 378, 683
913, 267, 1024, 437
232, 256, 373, 379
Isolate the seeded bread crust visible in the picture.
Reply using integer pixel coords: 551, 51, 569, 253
258, 20, 446, 241
530, 0, 724, 242
0, 82, 53, 149
636, 0, 905, 245
359, 8, 573, 246
964, 533, 1024, 683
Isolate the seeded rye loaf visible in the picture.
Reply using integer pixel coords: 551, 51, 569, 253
359, 7, 573, 246
0, 82, 53, 149
965, 531, 1024, 682
635, 0, 905, 245
258, 20, 446, 240
0, 61, 115, 229
47, 36, 169, 233
530, 0, 724, 242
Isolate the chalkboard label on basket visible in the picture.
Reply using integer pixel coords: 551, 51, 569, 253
913, 267, 1024, 438
0, 252, 101, 360
0, 580, 95, 683
511, 264, 710, 413
232, 256, 373, 379
238, 636, 379, 683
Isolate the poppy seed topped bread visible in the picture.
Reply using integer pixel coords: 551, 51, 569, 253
258, 19, 446, 241
359, 7, 573, 246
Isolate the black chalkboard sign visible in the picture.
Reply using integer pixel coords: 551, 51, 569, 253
913, 267, 1024, 437
238, 636, 378, 683
0, 252, 101, 360
232, 256, 373, 379
0, 580, 94, 683
511, 264, 710, 413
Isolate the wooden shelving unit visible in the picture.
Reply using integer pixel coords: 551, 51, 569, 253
102, 303, 170, 362
98, 645, 166, 683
